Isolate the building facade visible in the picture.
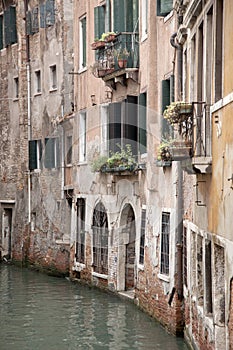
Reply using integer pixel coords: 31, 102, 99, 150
1, 0, 233, 348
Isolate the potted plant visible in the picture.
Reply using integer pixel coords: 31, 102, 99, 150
114, 47, 130, 68
157, 140, 172, 164
101, 31, 117, 42
163, 101, 193, 125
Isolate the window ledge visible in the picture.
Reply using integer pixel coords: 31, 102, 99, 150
92, 272, 108, 280
78, 67, 87, 74
49, 88, 57, 93
72, 262, 85, 272
13, 98, 19, 102
34, 92, 42, 97
77, 161, 88, 166
158, 273, 170, 283
138, 263, 144, 271
141, 34, 148, 43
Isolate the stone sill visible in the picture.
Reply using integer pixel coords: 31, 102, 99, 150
92, 272, 108, 280
158, 273, 170, 283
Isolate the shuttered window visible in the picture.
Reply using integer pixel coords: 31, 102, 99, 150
45, 0, 55, 26
113, 0, 138, 33
29, 140, 42, 170
76, 198, 86, 264
157, 0, 173, 17
4, 6, 17, 46
124, 96, 138, 155
40, 4, 46, 28
0, 16, 3, 49
32, 8, 39, 33
94, 6, 105, 40
44, 138, 59, 169
138, 92, 147, 154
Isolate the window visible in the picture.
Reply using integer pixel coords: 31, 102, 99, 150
161, 77, 174, 138
214, 244, 225, 324
66, 135, 72, 165
92, 202, 108, 274
113, 0, 138, 33
29, 140, 42, 170
160, 212, 170, 275
79, 112, 86, 162
157, 0, 173, 17
44, 137, 60, 169
50, 65, 57, 90
108, 95, 146, 156
14, 77, 19, 99
214, 0, 223, 102
141, 0, 148, 40
79, 16, 86, 70
197, 235, 203, 306
4, 6, 17, 47
76, 198, 86, 264
35, 70, 41, 94
139, 208, 146, 264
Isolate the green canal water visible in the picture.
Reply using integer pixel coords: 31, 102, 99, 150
0, 264, 189, 350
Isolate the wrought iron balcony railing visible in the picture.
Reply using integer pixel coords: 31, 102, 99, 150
91, 32, 139, 79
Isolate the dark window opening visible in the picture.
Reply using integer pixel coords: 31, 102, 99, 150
76, 198, 86, 264
139, 209, 146, 264
92, 202, 108, 275
160, 212, 170, 275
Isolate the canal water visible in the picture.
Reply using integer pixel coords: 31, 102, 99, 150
0, 265, 189, 350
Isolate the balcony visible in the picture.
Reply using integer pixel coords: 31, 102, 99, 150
157, 102, 212, 173
91, 32, 139, 89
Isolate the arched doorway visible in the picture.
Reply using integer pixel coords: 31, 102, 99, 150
92, 202, 108, 275
119, 204, 136, 291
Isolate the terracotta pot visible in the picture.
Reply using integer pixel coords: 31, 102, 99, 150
118, 59, 127, 68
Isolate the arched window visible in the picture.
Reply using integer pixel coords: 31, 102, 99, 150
92, 202, 108, 274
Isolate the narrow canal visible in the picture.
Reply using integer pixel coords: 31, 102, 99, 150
0, 265, 189, 350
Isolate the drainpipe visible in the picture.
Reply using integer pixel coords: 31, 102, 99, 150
24, 0, 31, 223
170, 32, 183, 301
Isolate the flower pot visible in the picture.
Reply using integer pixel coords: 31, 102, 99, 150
106, 34, 116, 42
118, 59, 127, 68
93, 41, 105, 50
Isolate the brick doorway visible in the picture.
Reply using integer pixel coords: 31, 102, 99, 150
1, 208, 12, 259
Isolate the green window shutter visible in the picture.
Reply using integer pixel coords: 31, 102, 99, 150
44, 138, 55, 168
157, 0, 173, 17
139, 92, 147, 154
94, 6, 105, 39
162, 79, 172, 138
126, 0, 138, 32
10, 6, 17, 44
56, 138, 60, 168
109, 102, 122, 153
40, 4, 46, 28
32, 7, 39, 33
113, 0, 125, 32
46, 0, 55, 26
29, 140, 37, 170
170, 74, 175, 102
0, 16, 3, 50
82, 17, 86, 68
4, 8, 11, 46
94, 7, 99, 39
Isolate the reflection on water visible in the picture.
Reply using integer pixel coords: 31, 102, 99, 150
0, 265, 189, 350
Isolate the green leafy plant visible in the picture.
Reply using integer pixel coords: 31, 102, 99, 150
91, 144, 137, 173
114, 47, 130, 60
157, 140, 172, 161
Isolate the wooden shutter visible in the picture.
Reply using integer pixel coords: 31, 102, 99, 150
26, 11, 32, 35
139, 92, 147, 154
94, 6, 105, 39
29, 140, 37, 170
109, 102, 121, 153
0, 16, 3, 49
124, 96, 138, 155
32, 7, 39, 33
44, 138, 55, 168
105, 0, 111, 32
40, 4, 46, 28
10, 6, 17, 44
4, 8, 11, 46
46, 0, 55, 26
157, 0, 173, 17
113, 0, 125, 32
